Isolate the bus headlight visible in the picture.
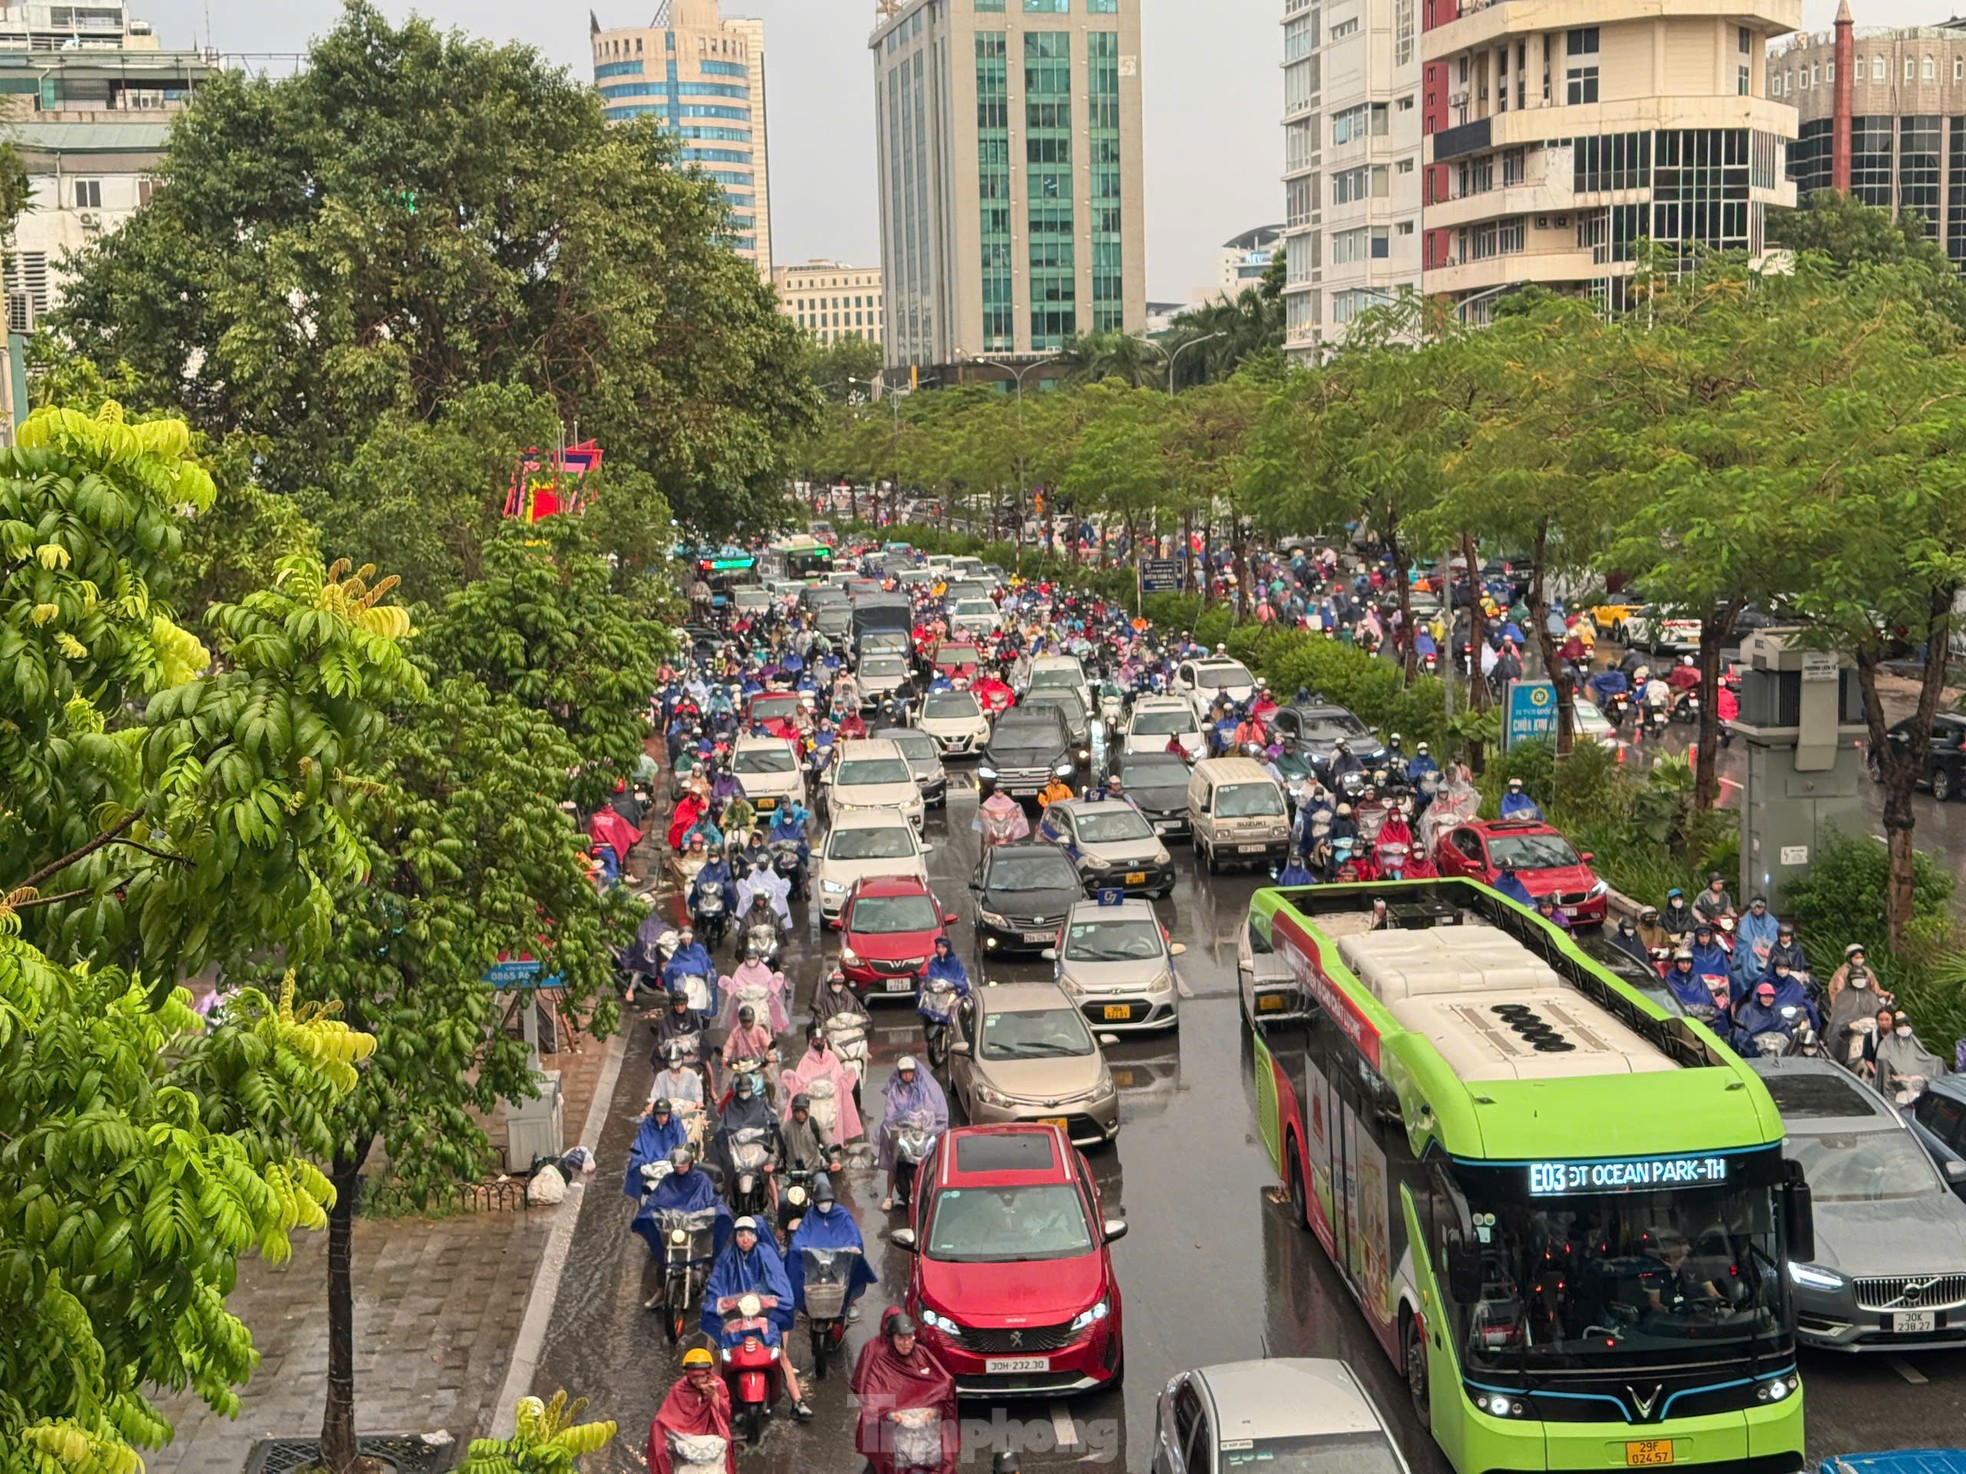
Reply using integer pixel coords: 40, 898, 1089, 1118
1756, 1373, 1798, 1402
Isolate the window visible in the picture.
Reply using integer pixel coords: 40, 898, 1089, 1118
1566, 26, 1599, 56
137, 177, 153, 207
1956, 55, 1963, 81
72, 178, 101, 209
1502, 146, 1524, 184
1287, 173, 1318, 225
1397, 94, 1415, 110
1395, 157, 1414, 173
1286, 118, 1317, 170
1285, 56, 1320, 111
1925, 55, 1938, 80
1738, 25, 1751, 55
1874, 55, 1887, 81
1908, 57, 1917, 81
1394, 0, 1414, 66
1087, 0, 1118, 10
1329, 16, 1358, 39
1739, 65, 1751, 96
1330, 225, 1368, 263
1567, 65, 1599, 104
976, 0, 1005, 8
1330, 164, 1387, 203
1396, 219, 1414, 234
1285, 12, 1317, 60
1023, 0, 1068, 10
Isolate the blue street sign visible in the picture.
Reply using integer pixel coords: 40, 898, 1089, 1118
1139, 558, 1181, 594
484, 957, 544, 988
1504, 680, 1559, 750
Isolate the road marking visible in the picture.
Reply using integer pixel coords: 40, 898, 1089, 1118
1049, 1399, 1079, 1450
1888, 1356, 1929, 1385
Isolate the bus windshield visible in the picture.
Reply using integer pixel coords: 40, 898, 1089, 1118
1451, 1164, 1788, 1371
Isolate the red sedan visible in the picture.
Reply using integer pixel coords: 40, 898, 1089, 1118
836, 875, 956, 1000
1434, 816, 1609, 926
933, 641, 983, 682
892, 1124, 1126, 1397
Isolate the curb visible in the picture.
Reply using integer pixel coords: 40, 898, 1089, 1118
488, 1022, 630, 1437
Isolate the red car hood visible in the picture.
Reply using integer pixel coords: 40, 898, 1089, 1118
917, 1251, 1107, 1324
847, 929, 940, 966
1502, 863, 1596, 895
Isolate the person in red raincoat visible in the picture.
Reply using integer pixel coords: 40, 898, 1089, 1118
646, 1346, 736, 1474
668, 790, 708, 852
851, 1309, 958, 1474
589, 806, 642, 870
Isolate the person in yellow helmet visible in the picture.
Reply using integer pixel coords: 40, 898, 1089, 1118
646, 1344, 734, 1473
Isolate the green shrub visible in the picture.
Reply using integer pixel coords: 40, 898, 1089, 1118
1782, 830, 1954, 973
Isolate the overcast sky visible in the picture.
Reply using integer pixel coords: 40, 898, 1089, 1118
144, 0, 1930, 302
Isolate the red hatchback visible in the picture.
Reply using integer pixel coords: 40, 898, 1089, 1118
746, 690, 803, 740
893, 1124, 1126, 1397
837, 876, 957, 1001
1435, 816, 1610, 926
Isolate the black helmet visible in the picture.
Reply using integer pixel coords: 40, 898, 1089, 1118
738, 1003, 756, 1025
653, 1097, 673, 1115
791, 1092, 812, 1114
668, 987, 689, 1006
887, 1312, 919, 1338
811, 1173, 836, 1206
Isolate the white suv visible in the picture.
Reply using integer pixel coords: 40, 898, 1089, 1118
814, 810, 932, 924
826, 737, 925, 830
729, 733, 806, 815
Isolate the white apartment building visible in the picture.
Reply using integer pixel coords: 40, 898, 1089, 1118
1281, 0, 1424, 359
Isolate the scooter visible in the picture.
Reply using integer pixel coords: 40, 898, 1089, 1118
691, 889, 730, 951
738, 913, 785, 971
1671, 691, 1701, 725
777, 1175, 813, 1241
672, 967, 718, 1030
722, 1124, 776, 1217
1745, 1006, 1809, 1060
800, 1245, 864, 1381
822, 1011, 872, 1109
641, 1192, 721, 1345
718, 1294, 784, 1446
770, 840, 807, 901
918, 977, 961, 1070
889, 1110, 938, 1210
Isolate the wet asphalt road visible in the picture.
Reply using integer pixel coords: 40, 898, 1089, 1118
534, 772, 1966, 1472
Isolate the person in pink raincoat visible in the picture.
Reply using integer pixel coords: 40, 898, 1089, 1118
719, 953, 792, 1035
780, 1024, 864, 1143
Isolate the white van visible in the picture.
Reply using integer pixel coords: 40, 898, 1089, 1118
1187, 757, 1291, 874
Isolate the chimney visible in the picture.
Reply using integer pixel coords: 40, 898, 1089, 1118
1833, 0, 1854, 192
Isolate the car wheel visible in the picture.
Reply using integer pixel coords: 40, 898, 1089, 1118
1613, 620, 1626, 643
1403, 1312, 1431, 1432
1936, 767, 1955, 803
1286, 1146, 1310, 1231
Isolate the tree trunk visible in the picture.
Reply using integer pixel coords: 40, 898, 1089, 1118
1523, 521, 1573, 756
1691, 599, 1744, 811
1389, 523, 1416, 685
318, 1145, 369, 1473
1233, 519, 1254, 624
1180, 510, 1195, 598
1199, 519, 1214, 610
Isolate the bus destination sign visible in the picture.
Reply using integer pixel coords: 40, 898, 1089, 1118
1528, 1153, 1731, 1197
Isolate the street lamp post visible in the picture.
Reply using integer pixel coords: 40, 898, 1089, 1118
960, 352, 1066, 562
1164, 330, 1226, 394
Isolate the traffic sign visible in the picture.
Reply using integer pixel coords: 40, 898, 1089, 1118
1504, 680, 1559, 750
1139, 558, 1181, 594
484, 957, 544, 988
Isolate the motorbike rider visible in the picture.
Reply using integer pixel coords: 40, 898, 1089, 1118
624, 1099, 691, 1200
711, 1070, 782, 1199
1491, 863, 1535, 908
851, 1310, 958, 1474
974, 781, 1033, 845
1635, 904, 1671, 955
633, 1148, 732, 1297
879, 1056, 949, 1213
644, 1346, 735, 1474
721, 1004, 780, 1094
1609, 914, 1650, 967
1687, 921, 1732, 984
1665, 948, 1725, 1022
1498, 777, 1542, 821
1764, 961, 1821, 1028
1667, 653, 1701, 693
810, 967, 868, 1026
735, 852, 793, 934
767, 801, 812, 896
1405, 740, 1439, 787
722, 946, 791, 1035
779, 1092, 837, 1178
650, 1040, 707, 1112
1324, 740, 1365, 787
702, 1217, 812, 1421
782, 1023, 864, 1139
1692, 871, 1735, 926
1276, 849, 1316, 886
1586, 663, 1630, 718
690, 848, 739, 932
1659, 888, 1696, 939
1729, 981, 1800, 1057
664, 925, 717, 997
1732, 894, 1780, 991
1037, 771, 1074, 808
1765, 922, 1809, 979
1532, 894, 1573, 932
788, 1174, 877, 1325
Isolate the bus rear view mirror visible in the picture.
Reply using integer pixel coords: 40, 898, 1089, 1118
1783, 1161, 1816, 1264
1445, 1227, 1482, 1305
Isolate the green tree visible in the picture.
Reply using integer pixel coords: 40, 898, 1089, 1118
50, 3, 814, 542
1769, 188, 1966, 329
806, 336, 886, 402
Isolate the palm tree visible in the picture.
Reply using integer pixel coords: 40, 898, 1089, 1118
1056, 329, 1164, 388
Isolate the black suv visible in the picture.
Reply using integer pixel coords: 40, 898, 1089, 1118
1115, 751, 1193, 841
1873, 713, 1966, 802
979, 707, 1074, 800
969, 842, 1085, 957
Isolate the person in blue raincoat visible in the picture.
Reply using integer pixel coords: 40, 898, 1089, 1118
624, 1100, 690, 1200
1733, 895, 1780, 991
1276, 850, 1316, 886
787, 1175, 877, 1322
704, 1217, 814, 1419
690, 854, 738, 924
1498, 777, 1542, 820
664, 925, 717, 987
1664, 949, 1726, 1022
631, 1147, 732, 1263
1491, 863, 1535, 908
1686, 922, 1732, 994
1729, 980, 1803, 1056
1763, 960, 1820, 1029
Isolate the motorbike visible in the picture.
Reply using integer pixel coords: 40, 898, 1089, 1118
1640, 702, 1670, 738
1099, 690, 1125, 731
718, 1293, 785, 1446
663, 1429, 730, 1474
692, 888, 731, 951
1746, 1006, 1811, 1060
721, 972, 783, 1037
722, 1124, 776, 1217
645, 1195, 721, 1345
823, 1011, 872, 1107
1671, 691, 1701, 725
1602, 690, 1632, 729
801, 1245, 864, 1381
770, 839, 807, 901
672, 968, 718, 1029
777, 1174, 814, 1241
917, 977, 962, 1070
801, 1074, 852, 1148
738, 912, 785, 971
889, 1109, 938, 1210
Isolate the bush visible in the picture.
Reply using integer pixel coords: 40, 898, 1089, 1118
1782, 830, 1954, 974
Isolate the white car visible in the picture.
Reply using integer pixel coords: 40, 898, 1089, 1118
1173, 656, 1256, 719
914, 688, 991, 756
1152, 1358, 1411, 1474
1122, 695, 1204, 760
729, 733, 806, 815
813, 808, 933, 925
826, 737, 925, 830
949, 597, 1002, 636
1024, 654, 1092, 715
1571, 697, 1628, 758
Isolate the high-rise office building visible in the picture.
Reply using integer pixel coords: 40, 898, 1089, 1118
590, 1, 772, 270
774, 260, 885, 345
1773, 7, 1966, 265
869, 0, 1146, 386
1280, 0, 1424, 358
1419, 0, 1799, 316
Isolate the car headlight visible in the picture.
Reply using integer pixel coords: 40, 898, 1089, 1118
979, 909, 1010, 929
977, 765, 998, 780
840, 946, 859, 963
919, 1307, 961, 1333
1068, 1298, 1110, 1332
974, 1083, 1011, 1106
1055, 762, 1075, 777
822, 880, 847, 895
1586, 880, 1608, 898
1787, 1262, 1846, 1291
1153, 848, 1171, 865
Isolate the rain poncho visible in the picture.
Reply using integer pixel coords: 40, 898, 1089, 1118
1876, 1028, 1950, 1102
720, 959, 791, 1035
788, 1201, 877, 1315
735, 866, 792, 928
702, 1234, 795, 1346
644, 1373, 735, 1474
624, 1112, 690, 1199
1491, 870, 1535, 908
782, 1043, 864, 1139
851, 1308, 960, 1474
630, 1165, 730, 1259
710, 1090, 779, 1182
1734, 907, 1780, 986
877, 1069, 948, 1171
1498, 789, 1542, 820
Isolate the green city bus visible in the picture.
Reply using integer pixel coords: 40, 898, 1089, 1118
1248, 879, 1810, 1474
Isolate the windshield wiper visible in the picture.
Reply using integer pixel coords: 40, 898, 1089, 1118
995, 1042, 1087, 1058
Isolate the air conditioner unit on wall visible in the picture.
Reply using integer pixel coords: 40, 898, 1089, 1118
1535, 215, 1549, 229
1554, 214, 1569, 227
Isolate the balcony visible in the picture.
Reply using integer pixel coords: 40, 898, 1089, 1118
1426, 176, 1580, 228
1425, 0, 1801, 57
1425, 245, 1616, 297
1427, 96, 1800, 159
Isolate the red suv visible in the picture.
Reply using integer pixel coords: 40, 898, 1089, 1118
1435, 816, 1609, 926
892, 1123, 1126, 1397
837, 876, 957, 1000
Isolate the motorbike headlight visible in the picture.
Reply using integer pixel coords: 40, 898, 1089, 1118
1787, 1262, 1845, 1291
979, 909, 1009, 929
1068, 1297, 1110, 1332
670, 1228, 688, 1245
822, 880, 847, 894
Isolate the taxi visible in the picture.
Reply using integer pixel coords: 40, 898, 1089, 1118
1044, 895, 1183, 1034
1590, 599, 1645, 638
1034, 797, 1175, 899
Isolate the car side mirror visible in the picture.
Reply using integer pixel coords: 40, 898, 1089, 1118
1102, 1218, 1128, 1244
943, 911, 959, 925
1041, 947, 1058, 961
1783, 1161, 1816, 1263
947, 1038, 971, 1057
1098, 1033, 1120, 1046
1580, 852, 1595, 864
921, 842, 935, 853
889, 1228, 919, 1252
1169, 942, 1187, 957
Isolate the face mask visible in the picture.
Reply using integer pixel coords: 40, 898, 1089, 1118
1852, 977, 1869, 989
1896, 1025, 1913, 1038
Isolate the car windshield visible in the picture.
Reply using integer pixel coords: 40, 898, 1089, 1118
1219, 1435, 1407, 1474
1121, 756, 1189, 787
1487, 832, 1581, 870
1030, 668, 1081, 689
836, 758, 913, 787
1783, 1130, 1943, 1203
987, 851, 1081, 892
1075, 809, 1154, 844
938, 647, 980, 665
953, 601, 994, 616
752, 696, 798, 719
879, 730, 938, 763
733, 746, 797, 775
1197, 664, 1252, 689
1064, 918, 1163, 962
1305, 713, 1372, 741
827, 827, 915, 861
850, 895, 939, 934
1218, 782, 1286, 818
980, 1006, 1094, 1060
994, 717, 1063, 747
923, 692, 982, 720
924, 1184, 1094, 1262
861, 656, 907, 678
1131, 707, 1196, 735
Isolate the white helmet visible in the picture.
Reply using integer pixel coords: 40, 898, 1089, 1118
897, 1054, 920, 1073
